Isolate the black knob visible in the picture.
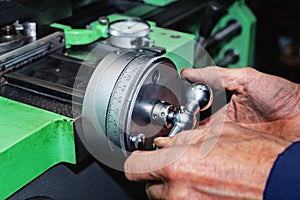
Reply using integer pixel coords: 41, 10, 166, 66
202, 21, 242, 52
199, 2, 226, 39
217, 49, 240, 67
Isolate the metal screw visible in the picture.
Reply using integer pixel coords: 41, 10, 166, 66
171, 35, 181, 39
130, 133, 145, 149
98, 16, 109, 25
179, 106, 185, 113
114, 50, 122, 55
152, 70, 160, 83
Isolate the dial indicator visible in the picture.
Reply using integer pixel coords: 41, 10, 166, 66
108, 19, 150, 37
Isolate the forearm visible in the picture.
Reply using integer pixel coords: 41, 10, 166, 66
264, 141, 300, 199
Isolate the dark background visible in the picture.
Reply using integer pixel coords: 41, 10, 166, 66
248, 0, 300, 83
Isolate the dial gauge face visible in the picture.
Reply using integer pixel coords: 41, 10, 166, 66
108, 19, 150, 37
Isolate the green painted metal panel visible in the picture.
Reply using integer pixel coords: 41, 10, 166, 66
50, 22, 109, 49
149, 27, 196, 72
0, 96, 75, 199
51, 1, 256, 68
143, 0, 177, 7
213, 0, 256, 68
126, 0, 256, 69
51, 14, 156, 48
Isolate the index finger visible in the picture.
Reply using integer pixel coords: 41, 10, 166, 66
181, 66, 257, 93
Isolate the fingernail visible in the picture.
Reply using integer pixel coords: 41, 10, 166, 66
180, 69, 188, 78
154, 137, 171, 148
181, 69, 196, 79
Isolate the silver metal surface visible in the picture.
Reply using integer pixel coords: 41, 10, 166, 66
149, 83, 213, 137
130, 133, 146, 149
108, 19, 151, 49
0, 32, 65, 71
80, 50, 181, 169
185, 83, 213, 112
151, 101, 174, 128
108, 19, 150, 37
169, 83, 213, 136
108, 36, 150, 49
22, 22, 37, 38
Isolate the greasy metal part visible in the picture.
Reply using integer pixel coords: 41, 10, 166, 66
4, 72, 84, 104
0, 25, 24, 54
0, 32, 65, 75
0, 76, 7, 87
2, 50, 96, 107
1, 51, 93, 117
0, 21, 37, 55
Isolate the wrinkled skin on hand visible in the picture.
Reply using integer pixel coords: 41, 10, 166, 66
181, 67, 300, 141
125, 122, 291, 200
125, 67, 299, 199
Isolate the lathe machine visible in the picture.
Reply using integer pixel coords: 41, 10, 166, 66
0, 0, 255, 199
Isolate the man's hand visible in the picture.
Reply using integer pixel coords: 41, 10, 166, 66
181, 67, 300, 141
125, 123, 291, 199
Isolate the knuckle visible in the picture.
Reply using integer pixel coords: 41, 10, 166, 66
242, 67, 257, 76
